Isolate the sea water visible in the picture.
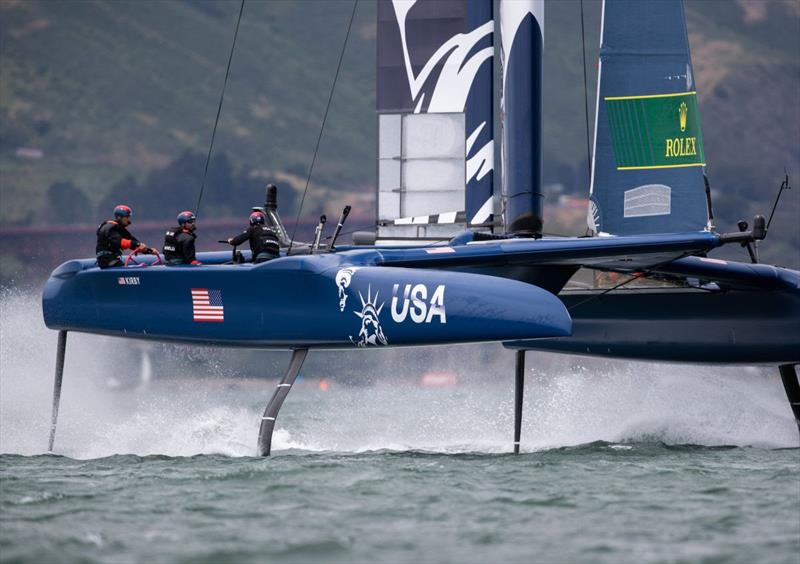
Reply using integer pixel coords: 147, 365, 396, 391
1, 289, 798, 563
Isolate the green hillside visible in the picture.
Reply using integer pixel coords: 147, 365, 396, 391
1, 0, 377, 223
1, 0, 797, 266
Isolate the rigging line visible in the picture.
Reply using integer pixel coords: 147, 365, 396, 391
288, 0, 358, 255
567, 255, 691, 312
766, 169, 791, 231
579, 0, 592, 182
322, 223, 376, 241
195, 0, 245, 218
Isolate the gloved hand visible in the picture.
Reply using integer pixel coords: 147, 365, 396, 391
227, 238, 234, 245
148, 247, 160, 255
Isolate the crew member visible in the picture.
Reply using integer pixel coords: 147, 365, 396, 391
163, 211, 200, 266
95, 205, 158, 268
226, 211, 280, 263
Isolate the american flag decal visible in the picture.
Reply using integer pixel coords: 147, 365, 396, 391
191, 288, 224, 322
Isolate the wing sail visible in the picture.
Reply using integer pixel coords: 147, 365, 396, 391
589, 0, 710, 236
376, 0, 494, 242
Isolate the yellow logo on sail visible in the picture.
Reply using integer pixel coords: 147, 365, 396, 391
679, 101, 688, 132
666, 100, 695, 158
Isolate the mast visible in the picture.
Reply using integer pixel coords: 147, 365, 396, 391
500, 0, 545, 237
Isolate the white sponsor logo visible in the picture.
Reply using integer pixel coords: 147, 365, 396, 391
391, 283, 446, 324
335, 267, 361, 312
117, 277, 140, 285
623, 184, 672, 218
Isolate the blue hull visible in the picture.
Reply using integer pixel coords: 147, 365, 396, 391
507, 263, 800, 364
42, 251, 572, 348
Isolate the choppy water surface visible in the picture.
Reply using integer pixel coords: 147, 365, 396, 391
2, 446, 798, 564
1, 290, 799, 563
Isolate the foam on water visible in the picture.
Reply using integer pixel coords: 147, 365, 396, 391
1, 289, 796, 459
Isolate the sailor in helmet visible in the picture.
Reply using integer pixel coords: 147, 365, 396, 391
226, 211, 280, 263
163, 211, 201, 266
95, 205, 159, 268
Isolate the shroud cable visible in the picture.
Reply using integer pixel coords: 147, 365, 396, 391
288, 0, 358, 254
195, 0, 245, 218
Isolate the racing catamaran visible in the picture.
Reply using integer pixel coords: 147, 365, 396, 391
42, 0, 799, 455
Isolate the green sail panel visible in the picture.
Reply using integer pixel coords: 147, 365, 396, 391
605, 92, 705, 170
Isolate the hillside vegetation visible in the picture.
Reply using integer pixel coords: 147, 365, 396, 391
1, 0, 797, 265
1, 0, 377, 223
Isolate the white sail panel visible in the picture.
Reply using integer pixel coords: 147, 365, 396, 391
378, 113, 465, 222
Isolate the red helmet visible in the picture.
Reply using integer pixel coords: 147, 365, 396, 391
177, 210, 196, 225
249, 211, 266, 225
114, 205, 132, 218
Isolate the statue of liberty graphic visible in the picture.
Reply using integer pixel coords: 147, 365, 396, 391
353, 285, 388, 347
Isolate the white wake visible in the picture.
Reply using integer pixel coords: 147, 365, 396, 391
1, 289, 796, 459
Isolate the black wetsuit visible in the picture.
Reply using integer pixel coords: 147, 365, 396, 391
96, 220, 141, 268
229, 225, 280, 263
163, 226, 197, 265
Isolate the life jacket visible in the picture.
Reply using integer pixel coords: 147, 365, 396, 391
162, 227, 182, 261
253, 225, 280, 259
164, 229, 178, 253
96, 220, 119, 255
163, 226, 197, 264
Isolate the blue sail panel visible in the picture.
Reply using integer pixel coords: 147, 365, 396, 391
589, 0, 710, 236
